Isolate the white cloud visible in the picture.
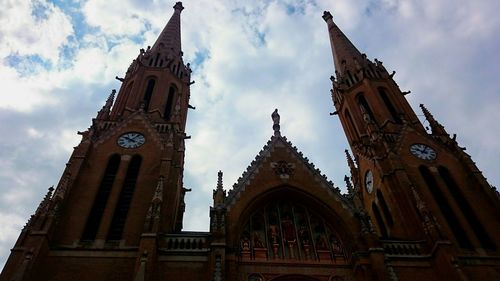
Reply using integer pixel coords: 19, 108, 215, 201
0, 0, 73, 65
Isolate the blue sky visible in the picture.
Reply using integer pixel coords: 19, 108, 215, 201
1, 0, 499, 269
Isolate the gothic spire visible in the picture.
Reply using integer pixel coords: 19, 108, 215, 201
213, 171, 226, 207
420, 104, 448, 136
322, 11, 364, 78
151, 2, 184, 58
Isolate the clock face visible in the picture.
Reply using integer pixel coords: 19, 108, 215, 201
117, 132, 146, 149
410, 143, 436, 160
364, 170, 374, 194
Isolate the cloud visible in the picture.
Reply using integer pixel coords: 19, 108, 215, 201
0, 0, 73, 65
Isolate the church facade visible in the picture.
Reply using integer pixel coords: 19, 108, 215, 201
1, 2, 499, 281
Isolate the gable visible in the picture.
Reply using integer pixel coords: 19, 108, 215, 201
223, 135, 364, 255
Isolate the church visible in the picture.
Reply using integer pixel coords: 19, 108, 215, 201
1, 2, 499, 281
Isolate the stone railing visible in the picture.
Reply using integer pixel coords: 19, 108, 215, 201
162, 232, 210, 252
382, 240, 425, 256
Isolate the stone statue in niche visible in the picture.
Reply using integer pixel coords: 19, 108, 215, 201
269, 225, 279, 244
253, 232, 265, 248
299, 226, 310, 245
281, 215, 295, 243
241, 231, 250, 251
330, 235, 343, 256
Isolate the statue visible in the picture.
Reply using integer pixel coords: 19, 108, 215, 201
271, 109, 281, 137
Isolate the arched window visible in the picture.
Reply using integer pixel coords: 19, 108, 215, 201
438, 166, 495, 249
164, 85, 177, 120
372, 202, 388, 238
357, 94, 376, 123
143, 79, 156, 111
344, 109, 360, 140
239, 200, 346, 262
378, 87, 401, 124
419, 166, 472, 248
82, 154, 121, 241
376, 190, 393, 227
107, 155, 142, 241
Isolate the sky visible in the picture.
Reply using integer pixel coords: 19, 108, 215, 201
0, 0, 499, 269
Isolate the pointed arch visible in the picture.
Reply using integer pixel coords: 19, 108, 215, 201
418, 166, 472, 248
344, 109, 360, 141
378, 87, 401, 124
438, 166, 495, 249
143, 78, 156, 111
107, 155, 142, 241
82, 154, 121, 241
164, 84, 177, 120
376, 190, 393, 227
372, 202, 388, 238
357, 93, 376, 123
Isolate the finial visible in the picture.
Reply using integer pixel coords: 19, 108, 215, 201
217, 170, 223, 190
322, 11, 333, 22
272, 109, 281, 137
173, 2, 184, 12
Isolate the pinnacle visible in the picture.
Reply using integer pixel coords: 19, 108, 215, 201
420, 104, 447, 136
217, 170, 223, 190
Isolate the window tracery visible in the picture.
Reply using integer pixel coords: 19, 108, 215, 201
240, 200, 346, 263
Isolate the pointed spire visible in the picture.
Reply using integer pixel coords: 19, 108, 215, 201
213, 171, 226, 207
151, 2, 184, 57
420, 104, 448, 136
96, 89, 116, 120
323, 11, 364, 78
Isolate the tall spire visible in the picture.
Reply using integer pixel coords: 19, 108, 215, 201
322, 11, 364, 77
151, 2, 184, 57
420, 104, 448, 136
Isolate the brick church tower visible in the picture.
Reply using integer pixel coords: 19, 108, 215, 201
2, 3, 500, 281
323, 10, 500, 280
1, 2, 198, 280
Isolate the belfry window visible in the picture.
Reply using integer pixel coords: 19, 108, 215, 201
239, 200, 346, 262
376, 190, 393, 227
344, 109, 360, 141
81, 154, 121, 241
438, 166, 495, 249
164, 85, 177, 120
372, 202, 388, 238
378, 87, 401, 123
419, 166, 472, 248
357, 94, 376, 123
107, 155, 142, 241
143, 79, 156, 111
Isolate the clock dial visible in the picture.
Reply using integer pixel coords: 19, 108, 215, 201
365, 170, 374, 194
410, 143, 437, 160
117, 132, 146, 149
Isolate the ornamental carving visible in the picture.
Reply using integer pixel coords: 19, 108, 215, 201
270, 161, 295, 179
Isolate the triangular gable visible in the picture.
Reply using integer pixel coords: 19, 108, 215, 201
224, 135, 354, 212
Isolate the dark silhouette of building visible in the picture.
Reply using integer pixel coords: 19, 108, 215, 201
2, 2, 499, 281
